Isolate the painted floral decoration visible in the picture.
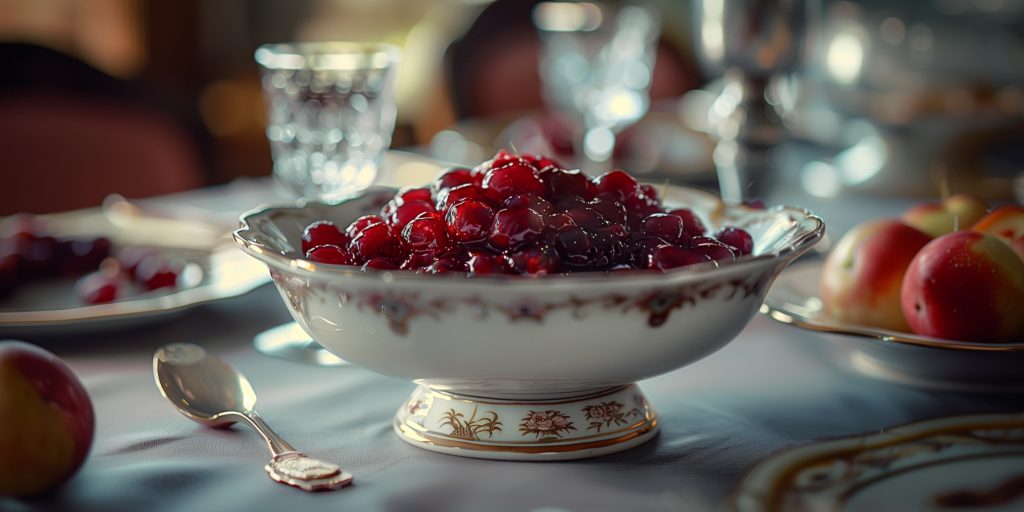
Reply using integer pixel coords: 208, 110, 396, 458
582, 401, 641, 432
519, 410, 576, 438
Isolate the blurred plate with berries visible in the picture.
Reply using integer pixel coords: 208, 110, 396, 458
0, 209, 270, 336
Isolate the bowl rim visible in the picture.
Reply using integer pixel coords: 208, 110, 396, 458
232, 184, 826, 287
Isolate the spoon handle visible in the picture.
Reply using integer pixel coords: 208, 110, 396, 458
233, 410, 354, 491
237, 410, 297, 457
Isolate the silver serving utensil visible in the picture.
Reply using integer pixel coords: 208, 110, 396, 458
253, 322, 347, 367
102, 194, 232, 251
153, 342, 352, 491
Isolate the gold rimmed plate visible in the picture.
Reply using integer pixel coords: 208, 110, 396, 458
729, 412, 1024, 512
762, 260, 1024, 391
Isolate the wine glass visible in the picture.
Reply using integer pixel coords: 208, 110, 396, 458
694, 0, 812, 202
534, 1, 660, 174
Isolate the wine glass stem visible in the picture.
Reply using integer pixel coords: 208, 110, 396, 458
580, 125, 615, 175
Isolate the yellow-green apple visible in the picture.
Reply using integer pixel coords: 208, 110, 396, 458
971, 204, 1024, 261
901, 194, 989, 238
821, 219, 933, 331
0, 341, 95, 497
901, 231, 1024, 342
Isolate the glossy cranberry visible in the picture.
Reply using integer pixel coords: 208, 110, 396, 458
523, 154, 563, 172
488, 149, 526, 169
305, 244, 352, 265
667, 208, 705, 233
466, 252, 507, 275
402, 215, 451, 258
666, 208, 706, 240
345, 215, 385, 238
397, 187, 433, 205
348, 222, 397, 263
545, 212, 576, 232
690, 237, 736, 263
587, 228, 625, 267
302, 221, 350, 254
488, 206, 545, 250
437, 183, 486, 212
564, 207, 608, 231
75, 270, 121, 304
387, 200, 437, 233
625, 189, 661, 214
626, 236, 669, 267
593, 170, 639, 201
596, 223, 628, 240
385, 188, 434, 217
641, 214, 685, 244
504, 193, 555, 216
135, 255, 180, 290
624, 194, 663, 230
481, 161, 544, 204
446, 199, 494, 244
361, 257, 398, 271
505, 244, 560, 276
555, 227, 592, 267
553, 195, 589, 211
399, 252, 434, 270
639, 183, 660, 203
589, 196, 628, 226
433, 167, 476, 192
542, 168, 595, 200
647, 245, 706, 270
422, 257, 461, 274
716, 227, 754, 256
742, 199, 767, 209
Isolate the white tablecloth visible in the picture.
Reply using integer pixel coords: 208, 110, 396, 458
4, 159, 1022, 512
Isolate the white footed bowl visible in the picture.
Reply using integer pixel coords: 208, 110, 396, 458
235, 184, 824, 459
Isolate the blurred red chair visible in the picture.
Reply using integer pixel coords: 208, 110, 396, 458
0, 43, 210, 215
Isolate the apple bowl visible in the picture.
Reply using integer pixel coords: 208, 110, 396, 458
234, 184, 824, 459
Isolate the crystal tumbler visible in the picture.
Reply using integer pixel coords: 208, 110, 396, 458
255, 42, 401, 201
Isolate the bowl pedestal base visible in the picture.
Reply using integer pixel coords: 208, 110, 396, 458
393, 383, 659, 461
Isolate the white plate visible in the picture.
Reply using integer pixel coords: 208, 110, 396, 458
762, 260, 1024, 391
730, 412, 1024, 512
0, 211, 270, 337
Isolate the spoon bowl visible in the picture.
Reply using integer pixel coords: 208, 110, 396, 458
154, 343, 257, 427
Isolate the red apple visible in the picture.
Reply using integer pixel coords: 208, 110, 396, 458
902, 194, 988, 238
0, 341, 95, 497
971, 204, 1024, 262
821, 219, 933, 331
901, 231, 1024, 342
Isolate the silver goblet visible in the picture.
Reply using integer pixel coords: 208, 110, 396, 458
695, 0, 812, 202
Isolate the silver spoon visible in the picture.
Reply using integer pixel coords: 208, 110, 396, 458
153, 342, 352, 491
